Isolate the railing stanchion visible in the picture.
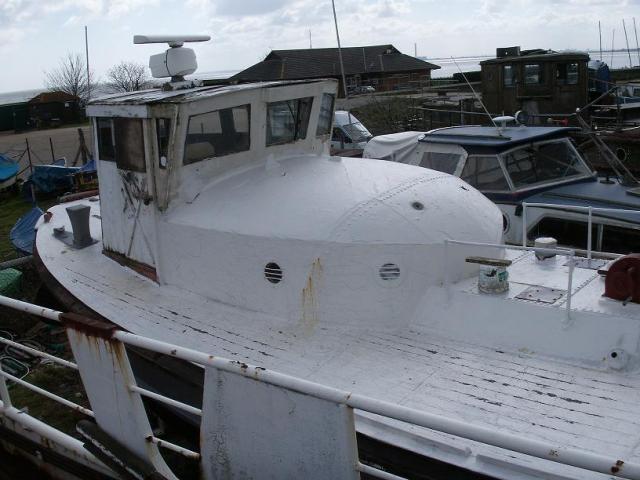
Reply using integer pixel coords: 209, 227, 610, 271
0, 365, 11, 408
566, 253, 575, 321
522, 203, 528, 247
587, 206, 593, 262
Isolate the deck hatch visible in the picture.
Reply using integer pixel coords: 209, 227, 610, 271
515, 285, 565, 304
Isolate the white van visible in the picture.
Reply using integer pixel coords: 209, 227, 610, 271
331, 110, 372, 150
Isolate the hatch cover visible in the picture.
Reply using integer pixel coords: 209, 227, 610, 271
515, 286, 565, 304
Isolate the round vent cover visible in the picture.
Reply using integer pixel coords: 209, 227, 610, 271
264, 262, 283, 284
379, 263, 400, 281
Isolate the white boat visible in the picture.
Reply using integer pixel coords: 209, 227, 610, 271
4, 36, 640, 480
363, 123, 640, 253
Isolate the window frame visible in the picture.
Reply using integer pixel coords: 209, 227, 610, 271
113, 118, 146, 173
524, 63, 543, 85
503, 64, 517, 87
266, 97, 314, 146
499, 138, 592, 192
96, 118, 116, 162
316, 93, 335, 137
183, 104, 252, 165
459, 154, 513, 193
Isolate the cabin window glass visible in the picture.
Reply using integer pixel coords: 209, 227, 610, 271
114, 118, 145, 172
156, 118, 171, 169
97, 118, 115, 161
503, 65, 516, 87
316, 93, 335, 136
503, 140, 590, 189
266, 97, 313, 146
601, 225, 640, 254
184, 104, 251, 165
524, 64, 543, 84
419, 152, 461, 174
528, 217, 596, 250
460, 156, 510, 191
557, 63, 579, 85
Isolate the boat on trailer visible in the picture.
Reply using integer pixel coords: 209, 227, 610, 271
364, 122, 640, 254
4, 35, 640, 479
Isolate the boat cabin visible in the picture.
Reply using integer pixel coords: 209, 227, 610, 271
481, 47, 589, 120
87, 80, 337, 273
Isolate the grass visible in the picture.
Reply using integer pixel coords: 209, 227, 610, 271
8, 364, 90, 436
0, 190, 88, 438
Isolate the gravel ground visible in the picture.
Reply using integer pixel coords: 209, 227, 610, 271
0, 125, 93, 179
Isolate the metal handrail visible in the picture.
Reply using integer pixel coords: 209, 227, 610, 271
522, 201, 640, 260
1, 293, 640, 478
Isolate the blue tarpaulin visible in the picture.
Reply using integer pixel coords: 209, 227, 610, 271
10, 207, 43, 255
0, 154, 18, 183
29, 164, 79, 193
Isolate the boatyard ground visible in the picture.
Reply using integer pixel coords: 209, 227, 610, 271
0, 124, 92, 179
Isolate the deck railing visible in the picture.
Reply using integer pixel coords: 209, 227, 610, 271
521, 201, 640, 260
1, 293, 640, 479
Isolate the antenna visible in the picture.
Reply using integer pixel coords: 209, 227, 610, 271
134, 35, 211, 83
451, 56, 499, 130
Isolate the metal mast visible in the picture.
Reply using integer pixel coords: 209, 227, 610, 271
331, 0, 348, 98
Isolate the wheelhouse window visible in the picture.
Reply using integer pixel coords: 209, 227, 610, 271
266, 97, 313, 146
114, 118, 145, 172
524, 64, 543, 84
503, 65, 516, 87
156, 118, 171, 169
184, 105, 251, 165
316, 93, 335, 136
419, 152, 461, 174
461, 156, 510, 191
557, 62, 579, 85
502, 140, 590, 189
96, 118, 115, 161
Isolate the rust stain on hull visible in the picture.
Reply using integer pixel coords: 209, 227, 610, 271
301, 258, 323, 335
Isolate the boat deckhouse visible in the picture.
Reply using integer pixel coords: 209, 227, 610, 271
481, 47, 589, 120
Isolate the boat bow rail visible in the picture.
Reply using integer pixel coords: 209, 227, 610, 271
0, 294, 639, 479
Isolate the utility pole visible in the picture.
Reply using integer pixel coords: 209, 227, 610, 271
85, 26, 91, 103
331, 0, 348, 99
414, 42, 417, 57
309, 30, 312, 49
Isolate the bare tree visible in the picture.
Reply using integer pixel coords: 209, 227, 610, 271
44, 52, 94, 104
105, 61, 151, 93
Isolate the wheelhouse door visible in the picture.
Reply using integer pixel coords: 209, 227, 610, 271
95, 117, 157, 270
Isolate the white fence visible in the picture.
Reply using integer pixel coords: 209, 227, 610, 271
1, 293, 639, 479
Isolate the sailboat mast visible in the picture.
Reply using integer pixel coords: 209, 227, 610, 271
623, 19, 633, 67
634, 17, 640, 66
331, 0, 348, 99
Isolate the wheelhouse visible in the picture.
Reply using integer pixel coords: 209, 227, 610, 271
416, 126, 594, 197
86, 80, 337, 273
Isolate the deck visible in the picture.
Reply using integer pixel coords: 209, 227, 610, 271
36, 199, 640, 479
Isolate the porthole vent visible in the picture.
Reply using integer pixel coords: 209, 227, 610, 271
264, 262, 283, 284
379, 263, 400, 281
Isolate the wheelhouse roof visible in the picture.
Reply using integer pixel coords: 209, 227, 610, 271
87, 79, 334, 107
419, 126, 580, 151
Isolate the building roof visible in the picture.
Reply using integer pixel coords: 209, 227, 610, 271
419, 125, 579, 150
28, 91, 80, 104
481, 50, 589, 65
231, 45, 439, 82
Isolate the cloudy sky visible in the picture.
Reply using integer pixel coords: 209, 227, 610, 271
1, 0, 638, 93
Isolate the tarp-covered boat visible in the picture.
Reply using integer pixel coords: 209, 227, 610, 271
0, 154, 18, 191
